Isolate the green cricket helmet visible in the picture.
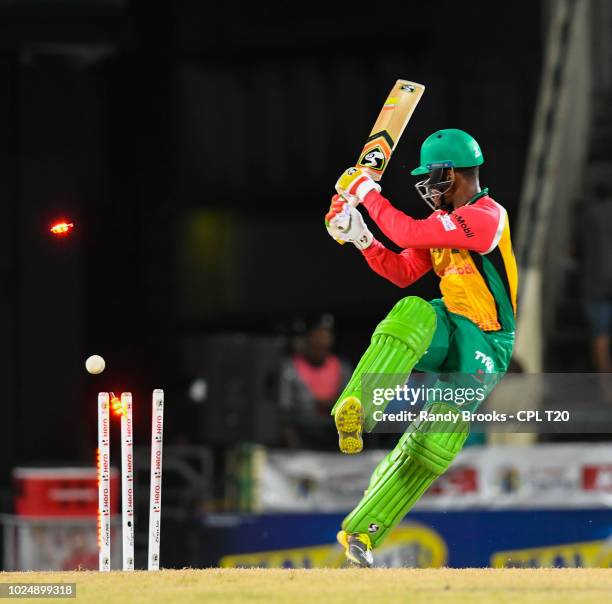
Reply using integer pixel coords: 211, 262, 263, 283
411, 128, 484, 175
412, 129, 483, 210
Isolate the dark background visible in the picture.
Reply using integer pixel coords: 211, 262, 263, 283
0, 1, 541, 480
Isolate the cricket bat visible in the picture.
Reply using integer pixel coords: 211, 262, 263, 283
335, 79, 425, 243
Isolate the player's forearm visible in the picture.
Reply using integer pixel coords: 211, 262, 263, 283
361, 239, 429, 288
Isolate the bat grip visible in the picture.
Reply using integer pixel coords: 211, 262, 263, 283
334, 193, 358, 245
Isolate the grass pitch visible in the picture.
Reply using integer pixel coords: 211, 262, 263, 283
1, 568, 611, 603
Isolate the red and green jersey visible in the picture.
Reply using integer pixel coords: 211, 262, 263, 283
361, 188, 518, 333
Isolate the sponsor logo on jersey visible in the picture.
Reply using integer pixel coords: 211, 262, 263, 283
454, 213, 475, 238
437, 213, 457, 232
441, 263, 475, 276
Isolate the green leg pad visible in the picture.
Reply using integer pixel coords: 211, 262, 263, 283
331, 296, 436, 432
342, 402, 469, 548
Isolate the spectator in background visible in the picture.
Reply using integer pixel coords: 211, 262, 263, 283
583, 184, 612, 372
279, 314, 352, 449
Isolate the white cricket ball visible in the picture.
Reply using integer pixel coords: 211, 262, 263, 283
85, 355, 106, 375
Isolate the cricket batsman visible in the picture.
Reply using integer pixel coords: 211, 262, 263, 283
325, 129, 517, 566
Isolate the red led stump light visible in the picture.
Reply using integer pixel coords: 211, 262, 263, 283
50, 221, 74, 236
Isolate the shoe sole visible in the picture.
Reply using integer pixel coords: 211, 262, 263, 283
334, 397, 364, 454
336, 530, 373, 567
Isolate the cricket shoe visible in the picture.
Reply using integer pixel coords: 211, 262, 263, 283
334, 396, 364, 454
337, 530, 373, 568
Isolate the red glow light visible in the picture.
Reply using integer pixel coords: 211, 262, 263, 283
110, 393, 125, 417
50, 221, 74, 236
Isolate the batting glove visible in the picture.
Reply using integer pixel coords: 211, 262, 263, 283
325, 195, 373, 250
335, 167, 381, 205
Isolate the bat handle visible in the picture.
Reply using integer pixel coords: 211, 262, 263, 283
333, 191, 359, 245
